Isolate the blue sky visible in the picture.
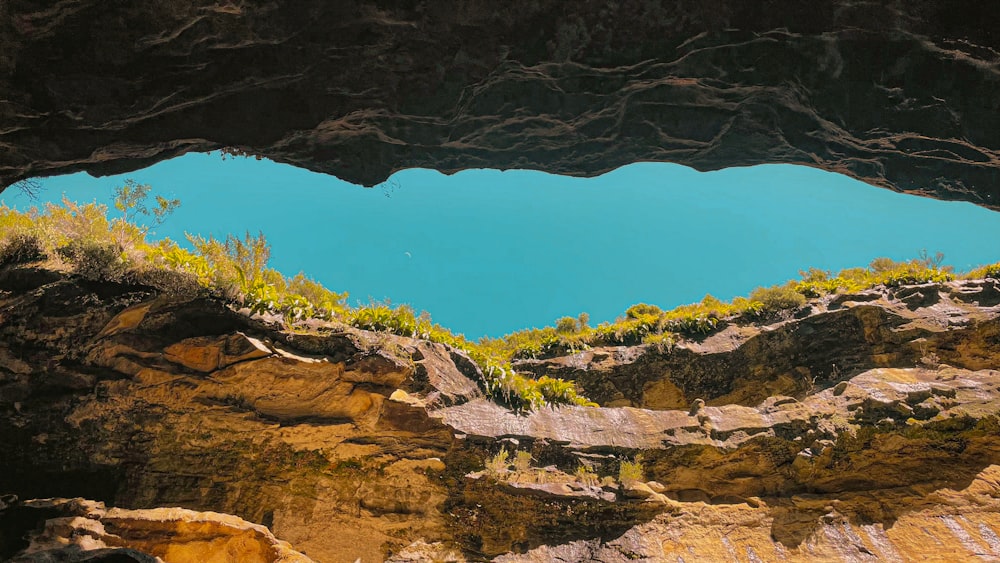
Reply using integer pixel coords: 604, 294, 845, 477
7, 153, 1000, 338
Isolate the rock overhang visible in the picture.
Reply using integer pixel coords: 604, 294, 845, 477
1, 1, 999, 209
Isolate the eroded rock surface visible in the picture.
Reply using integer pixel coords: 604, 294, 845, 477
2, 1, 999, 208
515, 280, 1000, 409
497, 463, 1000, 562
4, 497, 312, 563
0, 267, 477, 562
3, 265, 1000, 561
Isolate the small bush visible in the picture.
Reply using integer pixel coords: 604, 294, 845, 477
146, 240, 212, 285
39, 198, 113, 249
642, 331, 676, 352
534, 376, 583, 405
57, 239, 128, 281
574, 465, 599, 487
749, 284, 806, 313
618, 457, 644, 485
626, 303, 662, 319
730, 296, 764, 317
555, 316, 579, 334
508, 328, 563, 359
514, 451, 532, 472
864, 255, 953, 288
288, 273, 347, 319
967, 262, 1000, 280
188, 231, 271, 298
485, 448, 510, 477
349, 303, 418, 336
664, 312, 718, 336
0, 232, 44, 265
591, 318, 657, 346
875, 261, 953, 287
868, 257, 900, 273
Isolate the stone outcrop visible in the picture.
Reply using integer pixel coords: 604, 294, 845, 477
496, 463, 1000, 562
0, 267, 477, 562
4, 497, 312, 563
515, 280, 1000, 409
3, 264, 1000, 561
2, 1, 999, 208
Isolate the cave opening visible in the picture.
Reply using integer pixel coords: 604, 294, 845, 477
6, 152, 1000, 339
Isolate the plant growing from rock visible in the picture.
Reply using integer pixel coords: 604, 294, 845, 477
574, 464, 599, 487
966, 262, 1000, 280
349, 302, 419, 336
513, 450, 533, 472
749, 284, 807, 313
485, 447, 511, 478
642, 332, 676, 352
618, 457, 644, 486
4, 191, 994, 420
0, 231, 44, 265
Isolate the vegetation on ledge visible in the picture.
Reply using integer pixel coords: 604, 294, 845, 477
0, 182, 591, 411
1, 181, 996, 412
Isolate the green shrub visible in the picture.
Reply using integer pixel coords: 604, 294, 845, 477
868, 257, 900, 273
574, 465, 599, 487
38, 198, 113, 250
626, 303, 662, 319
874, 261, 953, 287
349, 303, 418, 336
730, 296, 763, 317
514, 451, 533, 472
485, 447, 511, 477
288, 273, 348, 319
555, 316, 578, 334
749, 284, 806, 313
243, 278, 281, 315
793, 268, 842, 297
188, 231, 271, 298
0, 232, 44, 265
618, 457, 644, 485
663, 312, 718, 336
967, 262, 1000, 280
507, 328, 563, 359
863, 255, 953, 288
57, 239, 128, 281
147, 240, 212, 285
591, 320, 647, 346
279, 293, 315, 323
642, 331, 676, 352
111, 179, 179, 249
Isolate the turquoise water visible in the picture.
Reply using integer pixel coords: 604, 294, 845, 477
7, 153, 1000, 338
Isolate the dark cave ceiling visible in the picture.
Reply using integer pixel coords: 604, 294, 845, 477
2, 1, 998, 208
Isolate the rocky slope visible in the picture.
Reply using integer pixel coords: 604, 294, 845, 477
3, 264, 1000, 562
2, 1, 999, 208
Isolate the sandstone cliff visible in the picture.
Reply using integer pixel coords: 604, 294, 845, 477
3, 264, 1000, 561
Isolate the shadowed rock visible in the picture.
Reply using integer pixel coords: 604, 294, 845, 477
2, 1, 999, 208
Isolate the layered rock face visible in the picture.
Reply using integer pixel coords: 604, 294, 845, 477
515, 280, 1000, 409
4, 497, 312, 563
2, 1, 1000, 208
0, 267, 477, 562
3, 265, 1000, 561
